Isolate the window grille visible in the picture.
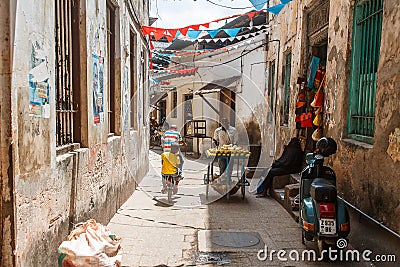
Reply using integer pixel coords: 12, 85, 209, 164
107, 3, 116, 134
171, 91, 177, 118
269, 61, 276, 121
348, 0, 383, 144
283, 53, 292, 125
55, 0, 76, 146
130, 31, 137, 129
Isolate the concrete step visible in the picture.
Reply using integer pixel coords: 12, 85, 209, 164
290, 173, 301, 183
272, 188, 285, 206
292, 211, 300, 223
270, 174, 301, 222
285, 183, 300, 197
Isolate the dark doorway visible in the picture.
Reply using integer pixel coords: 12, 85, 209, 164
183, 94, 193, 123
158, 100, 166, 125
219, 89, 236, 126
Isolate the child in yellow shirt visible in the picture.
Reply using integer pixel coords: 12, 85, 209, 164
161, 143, 181, 193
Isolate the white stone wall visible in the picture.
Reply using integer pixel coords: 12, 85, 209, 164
9, 0, 150, 265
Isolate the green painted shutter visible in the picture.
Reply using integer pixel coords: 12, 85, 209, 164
269, 61, 276, 120
283, 53, 292, 125
348, 0, 383, 144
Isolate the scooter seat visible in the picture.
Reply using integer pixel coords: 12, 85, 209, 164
310, 178, 337, 202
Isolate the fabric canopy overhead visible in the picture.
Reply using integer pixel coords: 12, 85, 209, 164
194, 76, 241, 95
150, 92, 168, 106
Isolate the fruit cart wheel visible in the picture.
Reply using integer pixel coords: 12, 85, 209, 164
241, 185, 245, 200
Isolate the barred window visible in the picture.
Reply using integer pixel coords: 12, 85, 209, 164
282, 52, 292, 126
269, 61, 276, 122
55, 0, 77, 146
171, 91, 177, 118
107, 2, 116, 134
348, 0, 383, 144
130, 30, 138, 129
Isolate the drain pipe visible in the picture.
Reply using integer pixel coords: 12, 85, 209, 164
338, 196, 400, 239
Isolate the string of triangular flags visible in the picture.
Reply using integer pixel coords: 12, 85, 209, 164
153, 28, 269, 59
164, 67, 198, 74
175, 25, 269, 41
198, 27, 269, 44
153, 38, 263, 71
150, 66, 198, 76
142, 0, 291, 43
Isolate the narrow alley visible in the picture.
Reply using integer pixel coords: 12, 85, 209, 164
1, 0, 399, 266
107, 150, 374, 267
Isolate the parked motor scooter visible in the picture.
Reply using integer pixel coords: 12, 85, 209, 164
299, 137, 350, 257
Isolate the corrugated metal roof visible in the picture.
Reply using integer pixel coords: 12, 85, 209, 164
194, 76, 241, 95
150, 91, 168, 106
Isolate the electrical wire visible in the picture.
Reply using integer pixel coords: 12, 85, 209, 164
152, 39, 267, 69
205, 0, 257, 10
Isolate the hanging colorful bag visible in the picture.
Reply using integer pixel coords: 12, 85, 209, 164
300, 112, 313, 128
312, 128, 323, 141
313, 112, 323, 127
311, 74, 325, 108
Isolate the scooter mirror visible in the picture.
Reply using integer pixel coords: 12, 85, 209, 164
306, 153, 315, 164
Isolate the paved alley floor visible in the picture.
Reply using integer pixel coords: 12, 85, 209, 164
107, 150, 373, 267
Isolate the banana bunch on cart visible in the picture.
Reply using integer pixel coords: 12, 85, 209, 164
206, 144, 251, 157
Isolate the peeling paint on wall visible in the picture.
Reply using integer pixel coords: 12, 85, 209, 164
387, 128, 400, 163
28, 41, 50, 118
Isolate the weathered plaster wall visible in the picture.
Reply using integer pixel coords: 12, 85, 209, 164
12, 1, 59, 264
0, 1, 16, 266
268, 0, 306, 155
325, 0, 400, 233
10, 0, 150, 266
269, 0, 400, 234
86, 0, 109, 146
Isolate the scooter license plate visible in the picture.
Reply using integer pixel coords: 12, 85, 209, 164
319, 218, 336, 235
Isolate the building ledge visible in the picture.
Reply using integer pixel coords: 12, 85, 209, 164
342, 138, 373, 149
56, 143, 81, 157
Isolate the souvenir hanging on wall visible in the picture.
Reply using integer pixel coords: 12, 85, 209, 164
307, 56, 320, 90
314, 65, 326, 91
300, 112, 313, 128
311, 74, 325, 108
295, 78, 307, 129
312, 127, 323, 141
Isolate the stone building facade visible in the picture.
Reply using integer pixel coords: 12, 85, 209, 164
266, 0, 399, 243
0, 0, 150, 266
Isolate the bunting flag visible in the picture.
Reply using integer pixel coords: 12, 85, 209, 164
206, 29, 220, 38
224, 28, 241, 37
153, 27, 269, 59
175, 25, 269, 41
248, 0, 268, 10
165, 67, 198, 74
143, 1, 291, 46
267, 3, 286, 15
197, 27, 269, 44
187, 30, 202, 39
141, 10, 264, 40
